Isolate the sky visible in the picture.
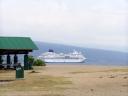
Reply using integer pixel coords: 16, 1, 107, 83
0, 0, 127, 52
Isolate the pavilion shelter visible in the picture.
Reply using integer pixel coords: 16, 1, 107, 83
0, 37, 38, 70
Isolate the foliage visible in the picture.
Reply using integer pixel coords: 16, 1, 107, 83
33, 59, 46, 66
28, 56, 46, 66
28, 56, 35, 64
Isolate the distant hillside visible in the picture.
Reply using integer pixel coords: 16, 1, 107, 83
32, 41, 128, 66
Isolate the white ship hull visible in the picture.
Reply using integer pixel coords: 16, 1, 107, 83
38, 50, 86, 63
42, 58, 85, 63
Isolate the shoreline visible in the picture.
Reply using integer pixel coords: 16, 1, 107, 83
46, 63, 128, 67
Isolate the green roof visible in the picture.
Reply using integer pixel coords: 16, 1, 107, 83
0, 37, 38, 50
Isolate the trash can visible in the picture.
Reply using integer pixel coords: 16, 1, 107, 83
16, 63, 24, 79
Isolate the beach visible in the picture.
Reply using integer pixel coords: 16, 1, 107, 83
0, 64, 128, 96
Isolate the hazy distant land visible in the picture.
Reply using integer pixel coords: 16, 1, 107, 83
32, 41, 128, 66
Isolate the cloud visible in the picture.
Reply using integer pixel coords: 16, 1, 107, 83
0, 0, 127, 52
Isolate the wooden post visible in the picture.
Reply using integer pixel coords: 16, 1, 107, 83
24, 54, 29, 70
14, 54, 18, 64
7, 54, 11, 68
0, 55, 2, 64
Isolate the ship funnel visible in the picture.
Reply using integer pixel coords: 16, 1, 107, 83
48, 49, 54, 52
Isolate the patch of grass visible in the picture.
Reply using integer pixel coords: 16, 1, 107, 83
70, 68, 128, 74
109, 76, 116, 78
0, 66, 73, 96
122, 84, 128, 87
33, 95, 65, 96
0, 75, 72, 91
107, 69, 128, 72
0, 69, 72, 96
70, 71, 92, 74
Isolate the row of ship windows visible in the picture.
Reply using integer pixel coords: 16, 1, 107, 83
43, 57, 83, 59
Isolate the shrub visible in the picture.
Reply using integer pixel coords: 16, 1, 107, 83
28, 56, 35, 64
28, 56, 46, 66
33, 59, 46, 66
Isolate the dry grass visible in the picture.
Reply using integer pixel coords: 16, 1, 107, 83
70, 68, 128, 74
0, 65, 128, 96
0, 76, 72, 91
0, 67, 72, 96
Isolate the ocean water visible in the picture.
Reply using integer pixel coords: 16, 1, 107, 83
46, 63, 128, 66
32, 42, 128, 66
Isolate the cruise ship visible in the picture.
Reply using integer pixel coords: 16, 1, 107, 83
38, 49, 86, 63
